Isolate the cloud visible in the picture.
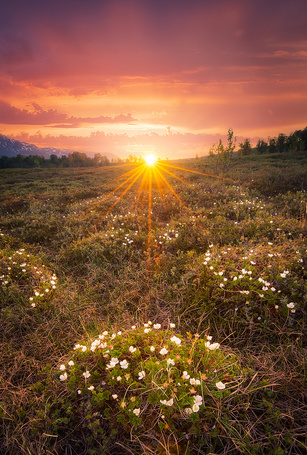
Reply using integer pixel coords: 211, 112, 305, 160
0, 101, 137, 126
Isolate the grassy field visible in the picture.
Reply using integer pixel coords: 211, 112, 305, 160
0, 153, 306, 454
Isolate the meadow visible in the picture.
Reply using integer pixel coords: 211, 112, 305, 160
0, 153, 306, 455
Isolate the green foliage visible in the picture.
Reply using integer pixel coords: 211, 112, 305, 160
0, 155, 306, 454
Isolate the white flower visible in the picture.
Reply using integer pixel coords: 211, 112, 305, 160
287, 302, 295, 309
192, 403, 200, 412
207, 335, 212, 341
129, 346, 136, 353
59, 364, 66, 371
138, 371, 146, 380
120, 359, 129, 369
83, 371, 91, 379
170, 335, 181, 345
107, 357, 119, 368
216, 381, 226, 390
88, 385, 94, 391
160, 347, 168, 355
133, 408, 140, 416
160, 398, 173, 406
194, 395, 203, 405
209, 342, 220, 351
68, 360, 74, 367
185, 407, 193, 415
169, 323, 175, 328
167, 358, 175, 366
150, 346, 155, 352
181, 371, 190, 380
59, 372, 68, 381
112, 394, 118, 399
153, 323, 161, 329
117, 376, 122, 381
144, 328, 151, 333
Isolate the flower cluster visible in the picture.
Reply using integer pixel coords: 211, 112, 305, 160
57, 322, 238, 436
0, 245, 57, 308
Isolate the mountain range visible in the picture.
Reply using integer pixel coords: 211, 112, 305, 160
0, 134, 117, 161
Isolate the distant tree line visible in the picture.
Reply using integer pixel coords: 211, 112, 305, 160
237, 127, 307, 156
0, 152, 121, 169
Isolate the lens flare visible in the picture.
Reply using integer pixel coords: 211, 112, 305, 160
144, 154, 157, 166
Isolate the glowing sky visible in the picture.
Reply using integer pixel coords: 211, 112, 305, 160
1, 0, 307, 158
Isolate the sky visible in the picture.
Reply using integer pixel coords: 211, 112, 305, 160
1, 0, 307, 159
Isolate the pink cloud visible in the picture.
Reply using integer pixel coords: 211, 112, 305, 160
0, 101, 137, 126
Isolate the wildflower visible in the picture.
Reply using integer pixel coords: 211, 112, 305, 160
170, 335, 181, 345
83, 371, 91, 379
138, 371, 146, 380
207, 335, 212, 341
120, 359, 129, 369
160, 347, 168, 355
88, 385, 94, 391
209, 342, 220, 350
117, 376, 122, 381
129, 346, 136, 353
216, 381, 226, 390
107, 357, 119, 368
287, 302, 295, 309
192, 403, 200, 412
59, 372, 68, 381
185, 407, 193, 415
144, 328, 151, 333
133, 408, 140, 416
150, 346, 155, 352
194, 395, 203, 405
169, 323, 175, 328
160, 398, 173, 406
112, 394, 118, 399
68, 360, 74, 367
182, 371, 190, 380
190, 378, 200, 385
153, 323, 161, 329
167, 358, 175, 366
59, 364, 66, 371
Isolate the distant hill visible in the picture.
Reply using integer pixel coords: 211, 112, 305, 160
0, 134, 118, 161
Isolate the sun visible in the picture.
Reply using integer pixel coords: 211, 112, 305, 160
144, 154, 157, 166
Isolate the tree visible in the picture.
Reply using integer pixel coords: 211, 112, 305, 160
209, 129, 236, 173
276, 133, 287, 153
268, 137, 277, 154
226, 128, 236, 156
238, 138, 252, 156
256, 139, 268, 154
